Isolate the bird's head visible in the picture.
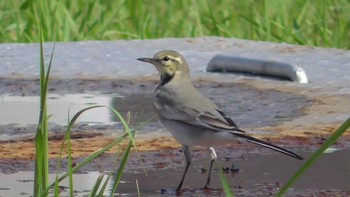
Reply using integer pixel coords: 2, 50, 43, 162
137, 50, 190, 83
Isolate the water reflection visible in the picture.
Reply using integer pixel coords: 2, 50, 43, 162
111, 94, 154, 123
0, 171, 102, 196
0, 93, 155, 126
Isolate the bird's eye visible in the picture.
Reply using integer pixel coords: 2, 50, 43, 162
163, 56, 170, 61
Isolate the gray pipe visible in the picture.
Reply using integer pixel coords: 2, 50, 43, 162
206, 55, 308, 83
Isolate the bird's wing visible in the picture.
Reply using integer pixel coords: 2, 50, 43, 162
174, 106, 303, 160
176, 105, 246, 135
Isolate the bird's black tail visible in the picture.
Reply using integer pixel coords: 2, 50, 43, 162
235, 133, 303, 160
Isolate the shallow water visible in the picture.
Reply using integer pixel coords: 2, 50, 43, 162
0, 93, 116, 125
0, 93, 155, 126
0, 171, 102, 196
0, 82, 311, 137
1, 149, 349, 196
0, 93, 156, 133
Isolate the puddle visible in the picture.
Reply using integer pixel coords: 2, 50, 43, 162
0, 93, 154, 126
1, 149, 349, 196
0, 93, 159, 141
0, 171, 102, 196
0, 80, 312, 128
0, 83, 313, 140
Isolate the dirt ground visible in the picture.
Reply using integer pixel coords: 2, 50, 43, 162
0, 78, 349, 196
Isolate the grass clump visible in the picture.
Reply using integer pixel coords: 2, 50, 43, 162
1, 0, 349, 49
34, 26, 145, 196
33, 26, 52, 197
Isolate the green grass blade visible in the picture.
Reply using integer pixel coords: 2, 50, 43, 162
44, 104, 148, 195
109, 133, 134, 196
44, 42, 55, 92
53, 174, 60, 197
88, 174, 105, 197
108, 107, 136, 149
67, 125, 74, 197
34, 24, 51, 197
219, 170, 234, 197
45, 105, 106, 194
277, 117, 350, 196
53, 112, 70, 196
97, 174, 111, 197
44, 130, 132, 195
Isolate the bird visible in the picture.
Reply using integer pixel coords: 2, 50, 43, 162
137, 50, 303, 191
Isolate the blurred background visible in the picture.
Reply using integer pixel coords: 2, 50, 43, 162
0, 0, 349, 49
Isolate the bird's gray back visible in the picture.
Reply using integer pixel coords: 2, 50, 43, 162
153, 77, 221, 122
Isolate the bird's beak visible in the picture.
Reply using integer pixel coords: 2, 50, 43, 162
137, 57, 155, 64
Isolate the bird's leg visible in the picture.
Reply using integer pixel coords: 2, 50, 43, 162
176, 145, 191, 191
204, 147, 217, 189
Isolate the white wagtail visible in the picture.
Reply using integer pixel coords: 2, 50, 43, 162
137, 50, 303, 191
